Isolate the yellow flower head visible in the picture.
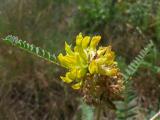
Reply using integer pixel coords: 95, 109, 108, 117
58, 33, 124, 108
58, 33, 120, 89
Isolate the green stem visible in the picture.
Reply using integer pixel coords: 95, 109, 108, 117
96, 105, 102, 120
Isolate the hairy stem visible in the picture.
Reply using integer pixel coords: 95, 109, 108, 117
150, 111, 160, 120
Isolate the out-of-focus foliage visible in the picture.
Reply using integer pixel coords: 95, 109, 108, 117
0, 0, 73, 53
126, 1, 151, 30
75, 0, 112, 33
0, 0, 160, 120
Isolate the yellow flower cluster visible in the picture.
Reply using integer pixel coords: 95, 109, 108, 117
58, 33, 119, 90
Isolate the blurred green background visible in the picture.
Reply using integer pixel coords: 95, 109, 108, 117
0, 0, 160, 119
